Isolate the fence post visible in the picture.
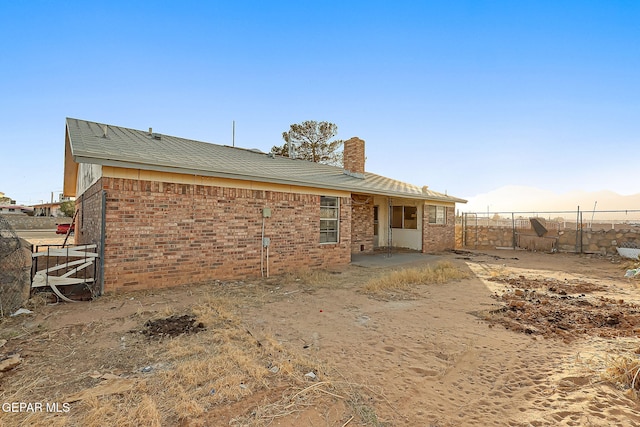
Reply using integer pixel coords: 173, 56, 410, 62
579, 211, 583, 253
462, 212, 466, 248
575, 206, 580, 253
475, 214, 478, 249
512, 212, 516, 249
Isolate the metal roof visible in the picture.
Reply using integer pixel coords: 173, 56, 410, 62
65, 118, 466, 203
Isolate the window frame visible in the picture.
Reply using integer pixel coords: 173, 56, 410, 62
320, 196, 339, 244
391, 205, 418, 229
428, 205, 447, 225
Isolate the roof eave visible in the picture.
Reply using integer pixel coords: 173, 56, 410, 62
74, 156, 465, 204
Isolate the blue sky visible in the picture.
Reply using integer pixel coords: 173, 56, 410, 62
1, 1, 638, 207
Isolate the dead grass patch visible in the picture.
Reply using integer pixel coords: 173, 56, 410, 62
231, 381, 340, 426
138, 296, 328, 425
1, 294, 367, 426
362, 261, 469, 298
340, 383, 395, 427
603, 352, 640, 400
622, 259, 640, 270
281, 269, 336, 287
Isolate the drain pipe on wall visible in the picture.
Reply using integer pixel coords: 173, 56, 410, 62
261, 208, 272, 277
261, 216, 265, 277
99, 190, 106, 295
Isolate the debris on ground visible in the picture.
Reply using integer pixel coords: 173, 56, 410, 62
625, 269, 640, 278
10, 308, 33, 317
66, 378, 137, 403
451, 249, 518, 261
0, 354, 22, 372
139, 314, 206, 338
88, 372, 122, 380
483, 275, 640, 340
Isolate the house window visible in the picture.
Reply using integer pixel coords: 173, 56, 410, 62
320, 196, 339, 243
428, 205, 447, 224
391, 206, 418, 229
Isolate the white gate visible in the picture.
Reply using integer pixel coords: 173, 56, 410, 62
31, 244, 98, 302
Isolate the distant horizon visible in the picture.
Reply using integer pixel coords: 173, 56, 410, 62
461, 185, 640, 223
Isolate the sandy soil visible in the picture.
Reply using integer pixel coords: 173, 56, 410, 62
2, 249, 640, 426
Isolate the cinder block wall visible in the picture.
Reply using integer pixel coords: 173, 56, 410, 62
2, 216, 70, 231
96, 177, 351, 292
456, 224, 640, 254
351, 195, 374, 253
422, 205, 456, 252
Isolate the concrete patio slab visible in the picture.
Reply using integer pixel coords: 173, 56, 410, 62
350, 251, 442, 268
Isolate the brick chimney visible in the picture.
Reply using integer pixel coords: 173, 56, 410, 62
343, 137, 365, 179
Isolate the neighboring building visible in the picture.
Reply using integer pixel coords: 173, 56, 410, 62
32, 202, 61, 217
0, 192, 16, 205
63, 118, 466, 293
0, 205, 33, 215
32, 196, 74, 217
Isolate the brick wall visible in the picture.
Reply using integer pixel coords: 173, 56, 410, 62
422, 204, 456, 252
74, 178, 104, 291
99, 177, 351, 292
351, 195, 374, 253
76, 178, 104, 249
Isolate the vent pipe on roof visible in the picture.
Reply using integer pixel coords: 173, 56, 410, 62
287, 139, 295, 159
102, 125, 108, 138
149, 127, 153, 135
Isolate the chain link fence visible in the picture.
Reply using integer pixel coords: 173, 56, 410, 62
0, 215, 32, 316
457, 209, 640, 254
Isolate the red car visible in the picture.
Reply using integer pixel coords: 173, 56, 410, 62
55, 223, 75, 235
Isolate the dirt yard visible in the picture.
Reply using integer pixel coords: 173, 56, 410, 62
2, 249, 640, 426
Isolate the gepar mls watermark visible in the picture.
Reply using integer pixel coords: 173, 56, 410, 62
2, 402, 71, 413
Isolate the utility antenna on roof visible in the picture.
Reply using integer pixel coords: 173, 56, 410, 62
232, 120, 235, 147
287, 139, 295, 159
